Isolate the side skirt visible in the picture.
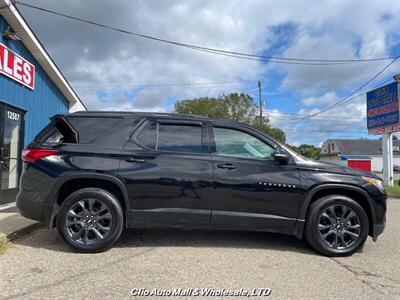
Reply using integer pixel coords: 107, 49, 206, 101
126, 209, 305, 239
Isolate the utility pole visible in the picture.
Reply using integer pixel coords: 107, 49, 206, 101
258, 80, 262, 127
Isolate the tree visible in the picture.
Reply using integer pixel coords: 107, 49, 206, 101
174, 93, 286, 143
290, 144, 321, 159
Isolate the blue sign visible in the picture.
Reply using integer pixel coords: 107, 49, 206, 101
367, 82, 399, 134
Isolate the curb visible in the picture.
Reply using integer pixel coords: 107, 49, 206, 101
0, 222, 43, 244
6, 222, 44, 242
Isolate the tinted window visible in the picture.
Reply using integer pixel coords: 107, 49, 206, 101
34, 117, 124, 144
34, 121, 75, 144
136, 120, 157, 149
158, 124, 202, 153
67, 117, 122, 143
43, 129, 63, 145
213, 127, 275, 159
34, 121, 60, 144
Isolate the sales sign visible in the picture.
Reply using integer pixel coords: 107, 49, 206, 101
0, 42, 35, 90
367, 82, 399, 134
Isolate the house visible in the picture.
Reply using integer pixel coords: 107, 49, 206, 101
0, 0, 86, 203
319, 139, 400, 172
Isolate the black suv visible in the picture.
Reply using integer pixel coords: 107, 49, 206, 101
16, 112, 387, 256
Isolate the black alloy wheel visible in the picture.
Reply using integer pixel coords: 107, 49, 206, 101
57, 188, 123, 253
305, 195, 369, 256
65, 198, 113, 245
318, 204, 362, 250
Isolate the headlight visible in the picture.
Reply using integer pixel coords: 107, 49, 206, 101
362, 176, 385, 193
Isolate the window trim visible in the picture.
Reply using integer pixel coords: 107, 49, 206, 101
210, 124, 278, 161
130, 118, 157, 151
158, 119, 203, 126
156, 120, 207, 155
130, 118, 149, 141
132, 118, 209, 155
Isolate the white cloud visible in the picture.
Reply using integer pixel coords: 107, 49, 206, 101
18, 0, 400, 145
276, 2, 400, 94
302, 92, 337, 106
268, 93, 370, 145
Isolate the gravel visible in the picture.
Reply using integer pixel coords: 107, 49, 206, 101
0, 200, 399, 299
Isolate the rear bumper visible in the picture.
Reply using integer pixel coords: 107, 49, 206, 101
15, 164, 56, 225
16, 188, 52, 224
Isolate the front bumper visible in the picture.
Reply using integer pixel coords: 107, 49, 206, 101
370, 191, 387, 241
372, 222, 386, 241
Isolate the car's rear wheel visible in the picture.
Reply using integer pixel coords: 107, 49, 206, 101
57, 188, 123, 253
305, 195, 369, 256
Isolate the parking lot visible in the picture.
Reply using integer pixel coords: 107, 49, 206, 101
0, 199, 399, 299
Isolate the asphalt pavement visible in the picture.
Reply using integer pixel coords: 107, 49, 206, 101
0, 200, 399, 299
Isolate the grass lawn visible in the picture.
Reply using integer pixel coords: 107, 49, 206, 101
385, 184, 400, 197
0, 235, 7, 255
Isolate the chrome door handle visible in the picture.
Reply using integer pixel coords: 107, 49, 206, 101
126, 157, 146, 163
217, 163, 236, 170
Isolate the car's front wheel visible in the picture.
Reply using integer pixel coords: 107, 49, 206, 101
305, 195, 369, 256
57, 188, 124, 253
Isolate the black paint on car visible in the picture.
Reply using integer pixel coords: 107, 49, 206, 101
16, 112, 387, 256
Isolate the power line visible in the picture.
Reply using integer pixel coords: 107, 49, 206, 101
73, 81, 252, 89
266, 78, 394, 121
282, 128, 367, 134
182, 45, 353, 65
15, 1, 398, 65
273, 59, 399, 122
267, 111, 365, 120
265, 90, 366, 120
9, 0, 398, 131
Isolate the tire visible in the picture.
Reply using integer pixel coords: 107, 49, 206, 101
305, 195, 369, 257
57, 188, 124, 253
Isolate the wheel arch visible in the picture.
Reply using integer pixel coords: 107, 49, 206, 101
47, 173, 130, 227
299, 184, 376, 237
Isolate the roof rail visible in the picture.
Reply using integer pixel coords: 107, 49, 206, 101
71, 111, 208, 119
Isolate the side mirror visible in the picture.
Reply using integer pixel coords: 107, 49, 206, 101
274, 152, 289, 165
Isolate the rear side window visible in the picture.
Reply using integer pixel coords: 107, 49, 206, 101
34, 116, 123, 145
158, 124, 202, 153
43, 129, 63, 144
34, 122, 60, 144
67, 117, 122, 143
34, 121, 76, 145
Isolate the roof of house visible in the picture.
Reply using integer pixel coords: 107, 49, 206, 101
322, 139, 400, 156
0, 0, 86, 111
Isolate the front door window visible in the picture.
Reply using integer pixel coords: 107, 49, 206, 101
213, 127, 275, 160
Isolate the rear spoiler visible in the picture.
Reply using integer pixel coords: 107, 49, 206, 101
51, 115, 79, 143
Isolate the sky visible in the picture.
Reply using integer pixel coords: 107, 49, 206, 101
17, 0, 400, 146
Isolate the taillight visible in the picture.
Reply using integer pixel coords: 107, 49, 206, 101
22, 148, 59, 163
